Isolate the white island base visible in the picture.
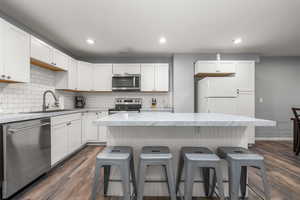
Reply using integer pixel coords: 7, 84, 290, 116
106, 126, 247, 197
95, 112, 276, 197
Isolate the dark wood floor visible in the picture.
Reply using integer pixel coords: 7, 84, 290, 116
10, 141, 300, 200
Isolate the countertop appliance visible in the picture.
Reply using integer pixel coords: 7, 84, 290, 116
75, 95, 86, 108
108, 98, 142, 115
1, 118, 51, 199
112, 74, 141, 91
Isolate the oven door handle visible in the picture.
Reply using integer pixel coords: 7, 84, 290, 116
8, 122, 50, 135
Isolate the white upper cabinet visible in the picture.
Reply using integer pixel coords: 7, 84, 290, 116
195, 61, 218, 74
155, 63, 169, 91
218, 61, 236, 73
31, 35, 69, 71
77, 61, 93, 91
93, 64, 112, 91
55, 58, 78, 90
113, 63, 141, 74
195, 61, 236, 75
141, 64, 155, 91
0, 18, 4, 79
2, 20, 30, 82
235, 61, 255, 91
141, 63, 169, 92
53, 49, 69, 70
31, 36, 52, 64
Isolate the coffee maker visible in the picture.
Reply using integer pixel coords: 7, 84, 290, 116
75, 96, 86, 108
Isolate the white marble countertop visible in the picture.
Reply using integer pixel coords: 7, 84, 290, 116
0, 107, 173, 124
94, 112, 276, 127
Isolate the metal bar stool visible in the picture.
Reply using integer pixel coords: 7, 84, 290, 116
137, 146, 176, 200
217, 147, 270, 200
176, 147, 225, 200
91, 146, 137, 200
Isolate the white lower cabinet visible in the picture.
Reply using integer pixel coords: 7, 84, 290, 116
51, 113, 82, 166
51, 123, 69, 165
82, 111, 108, 142
68, 119, 82, 153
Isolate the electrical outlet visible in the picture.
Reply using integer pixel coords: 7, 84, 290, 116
259, 97, 263, 103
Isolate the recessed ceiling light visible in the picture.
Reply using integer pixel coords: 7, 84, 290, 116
86, 38, 95, 45
233, 38, 242, 45
159, 37, 166, 44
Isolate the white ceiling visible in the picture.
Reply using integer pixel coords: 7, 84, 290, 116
0, 0, 300, 58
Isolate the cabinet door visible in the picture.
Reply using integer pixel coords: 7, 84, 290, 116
81, 113, 87, 144
141, 64, 155, 91
98, 112, 108, 142
236, 92, 255, 143
195, 61, 218, 74
68, 59, 78, 90
53, 49, 69, 71
155, 64, 169, 91
113, 63, 141, 74
51, 123, 69, 165
30, 36, 52, 64
93, 64, 112, 91
85, 112, 99, 141
0, 18, 4, 79
77, 62, 93, 91
3, 21, 30, 82
218, 61, 236, 73
68, 119, 82, 153
208, 98, 237, 115
236, 61, 255, 91
207, 77, 237, 97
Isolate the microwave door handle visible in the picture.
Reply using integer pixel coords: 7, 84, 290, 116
133, 76, 136, 87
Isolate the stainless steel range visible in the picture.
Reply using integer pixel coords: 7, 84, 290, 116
108, 98, 142, 115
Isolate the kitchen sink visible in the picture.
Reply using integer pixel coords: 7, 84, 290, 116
21, 109, 76, 114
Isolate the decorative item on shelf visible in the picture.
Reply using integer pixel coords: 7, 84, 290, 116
151, 98, 157, 108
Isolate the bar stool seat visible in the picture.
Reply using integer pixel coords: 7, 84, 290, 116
137, 146, 176, 200
91, 146, 137, 200
217, 146, 270, 200
176, 146, 225, 200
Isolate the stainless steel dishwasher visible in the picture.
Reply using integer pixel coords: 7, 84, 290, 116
1, 118, 51, 199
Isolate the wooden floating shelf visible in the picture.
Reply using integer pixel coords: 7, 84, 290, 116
0, 79, 19, 83
30, 58, 66, 72
195, 72, 235, 78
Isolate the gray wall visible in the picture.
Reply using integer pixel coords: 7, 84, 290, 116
255, 57, 300, 138
173, 53, 259, 113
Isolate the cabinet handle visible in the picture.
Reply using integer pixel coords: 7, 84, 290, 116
1, 75, 5, 78
237, 89, 240, 94
216, 70, 220, 72
7, 76, 11, 79
67, 122, 72, 126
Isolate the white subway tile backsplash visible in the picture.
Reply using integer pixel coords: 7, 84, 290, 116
0, 65, 75, 113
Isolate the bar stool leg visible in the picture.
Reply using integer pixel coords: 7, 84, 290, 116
229, 162, 241, 200
91, 161, 102, 200
259, 162, 271, 200
184, 161, 195, 200
137, 161, 146, 200
215, 164, 225, 200
166, 160, 177, 200
120, 162, 131, 200
130, 156, 137, 197
202, 168, 210, 197
103, 165, 111, 197
176, 154, 184, 194
240, 166, 247, 198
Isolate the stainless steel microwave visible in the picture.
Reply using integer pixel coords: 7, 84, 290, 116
112, 74, 141, 91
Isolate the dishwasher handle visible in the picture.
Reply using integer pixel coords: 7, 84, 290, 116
8, 122, 50, 134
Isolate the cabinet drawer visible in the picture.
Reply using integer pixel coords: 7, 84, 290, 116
51, 113, 81, 126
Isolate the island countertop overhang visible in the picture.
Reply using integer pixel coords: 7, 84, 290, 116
94, 112, 276, 127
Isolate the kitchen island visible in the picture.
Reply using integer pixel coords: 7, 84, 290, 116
94, 112, 275, 197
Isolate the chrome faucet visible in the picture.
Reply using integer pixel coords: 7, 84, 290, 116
42, 90, 59, 111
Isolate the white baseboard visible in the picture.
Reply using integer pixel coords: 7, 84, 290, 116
255, 137, 292, 141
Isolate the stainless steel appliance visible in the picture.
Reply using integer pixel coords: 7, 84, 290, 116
1, 118, 51, 199
108, 98, 142, 115
75, 95, 86, 108
112, 74, 141, 91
